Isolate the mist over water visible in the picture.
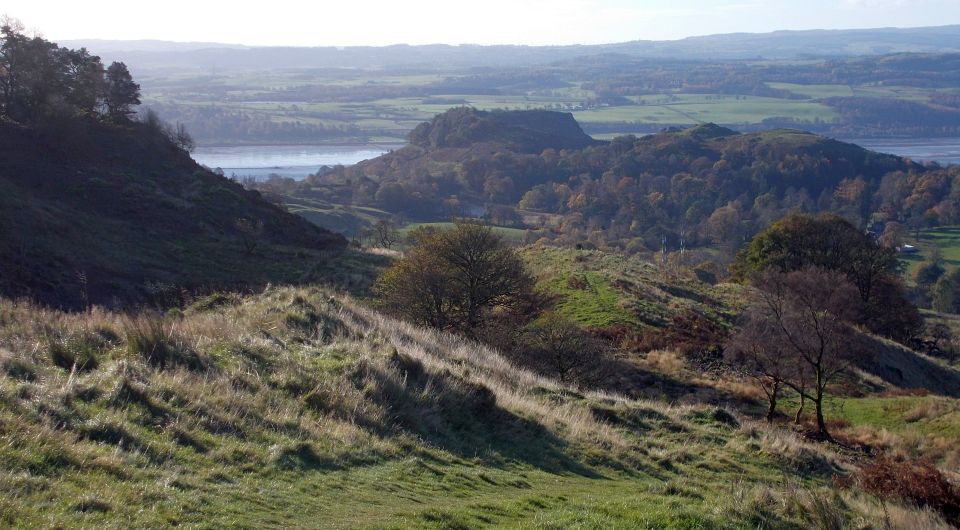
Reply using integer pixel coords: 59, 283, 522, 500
191, 145, 397, 180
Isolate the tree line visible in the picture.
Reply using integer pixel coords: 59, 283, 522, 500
303, 121, 960, 260
0, 18, 140, 123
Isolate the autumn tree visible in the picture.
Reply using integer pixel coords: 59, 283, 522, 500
374, 221, 534, 333
736, 268, 864, 438
733, 213, 920, 341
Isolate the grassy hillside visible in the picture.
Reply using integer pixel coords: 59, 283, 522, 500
520, 246, 742, 332
521, 246, 960, 402
0, 120, 347, 308
0, 287, 950, 528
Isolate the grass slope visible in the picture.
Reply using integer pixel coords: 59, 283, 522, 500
519, 246, 743, 333
2, 287, 945, 528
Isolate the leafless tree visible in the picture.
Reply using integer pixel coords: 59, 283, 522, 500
732, 268, 863, 439
523, 312, 606, 384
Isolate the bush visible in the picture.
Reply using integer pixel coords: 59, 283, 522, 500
836, 454, 960, 525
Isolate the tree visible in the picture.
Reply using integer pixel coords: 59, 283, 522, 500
932, 268, 960, 314
374, 247, 457, 329
374, 221, 533, 333
0, 22, 64, 120
878, 221, 907, 249
103, 61, 139, 122
733, 213, 920, 341
174, 122, 195, 152
726, 309, 802, 423
62, 47, 104, 116
522, 313, 605, 384
372, 219, 400, 249
742, 268, 863, 439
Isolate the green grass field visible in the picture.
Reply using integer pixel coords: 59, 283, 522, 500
575, 96, 837, 126
897, 226, 960, 279
822, 395, 960, 439
519, 247, 744, 331
0, 286, 879, 528
400, 222, 528, 245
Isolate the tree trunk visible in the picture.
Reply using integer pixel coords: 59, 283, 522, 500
814, 395, 831, 440
766, 381, 780, 422
794, 393, 805, 424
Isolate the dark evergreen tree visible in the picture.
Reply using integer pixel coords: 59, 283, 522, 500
104, 61, 140, 122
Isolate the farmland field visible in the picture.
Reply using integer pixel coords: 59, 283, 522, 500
898, 226, 960, 279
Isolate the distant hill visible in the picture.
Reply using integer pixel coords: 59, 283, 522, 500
64, 25, 960, 72
300, 110, 919, 240
0, 119, 347, 309
408, 107, 599, 153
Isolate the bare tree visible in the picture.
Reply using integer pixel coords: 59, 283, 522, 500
523, 312, 605, 384
372, 219, 400, 249
746, 268, 863, 439
726, 313, 796, 422
174, 122, 195, 152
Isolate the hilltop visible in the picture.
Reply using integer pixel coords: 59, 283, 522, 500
407, 107, 599, 153
0, 119, 347, 309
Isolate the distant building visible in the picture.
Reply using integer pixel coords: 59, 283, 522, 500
898, 244, 919, 254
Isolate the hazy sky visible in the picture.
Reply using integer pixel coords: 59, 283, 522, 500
6, 0, 960, 46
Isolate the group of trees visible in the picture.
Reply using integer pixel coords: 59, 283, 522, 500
727, 214, 920, 438
0, 19, 140, 123
727, 268, 861, 438
373, 215, 923, 440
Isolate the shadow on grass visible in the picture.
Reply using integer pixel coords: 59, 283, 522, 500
361, 352, 601, 478
856, 333, 960, 398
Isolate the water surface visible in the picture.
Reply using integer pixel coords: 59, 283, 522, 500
845, 138, 960, 166
191, 145, 397, 180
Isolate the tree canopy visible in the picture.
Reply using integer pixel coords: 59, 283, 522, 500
733, 213, 919, 340
0, 20, 140, 123
374, 222, 534, 333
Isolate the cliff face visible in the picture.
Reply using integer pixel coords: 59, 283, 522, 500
407, 107, 600, 153
0, 119, 346, 308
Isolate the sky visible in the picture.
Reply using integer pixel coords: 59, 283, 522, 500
5, 0, 960, 46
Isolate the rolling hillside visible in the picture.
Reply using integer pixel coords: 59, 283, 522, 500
0, 286, 949, 528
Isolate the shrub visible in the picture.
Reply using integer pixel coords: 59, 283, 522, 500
836, 454, 960, 525
187, 292, 240, 313
269, 442, 331, 470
